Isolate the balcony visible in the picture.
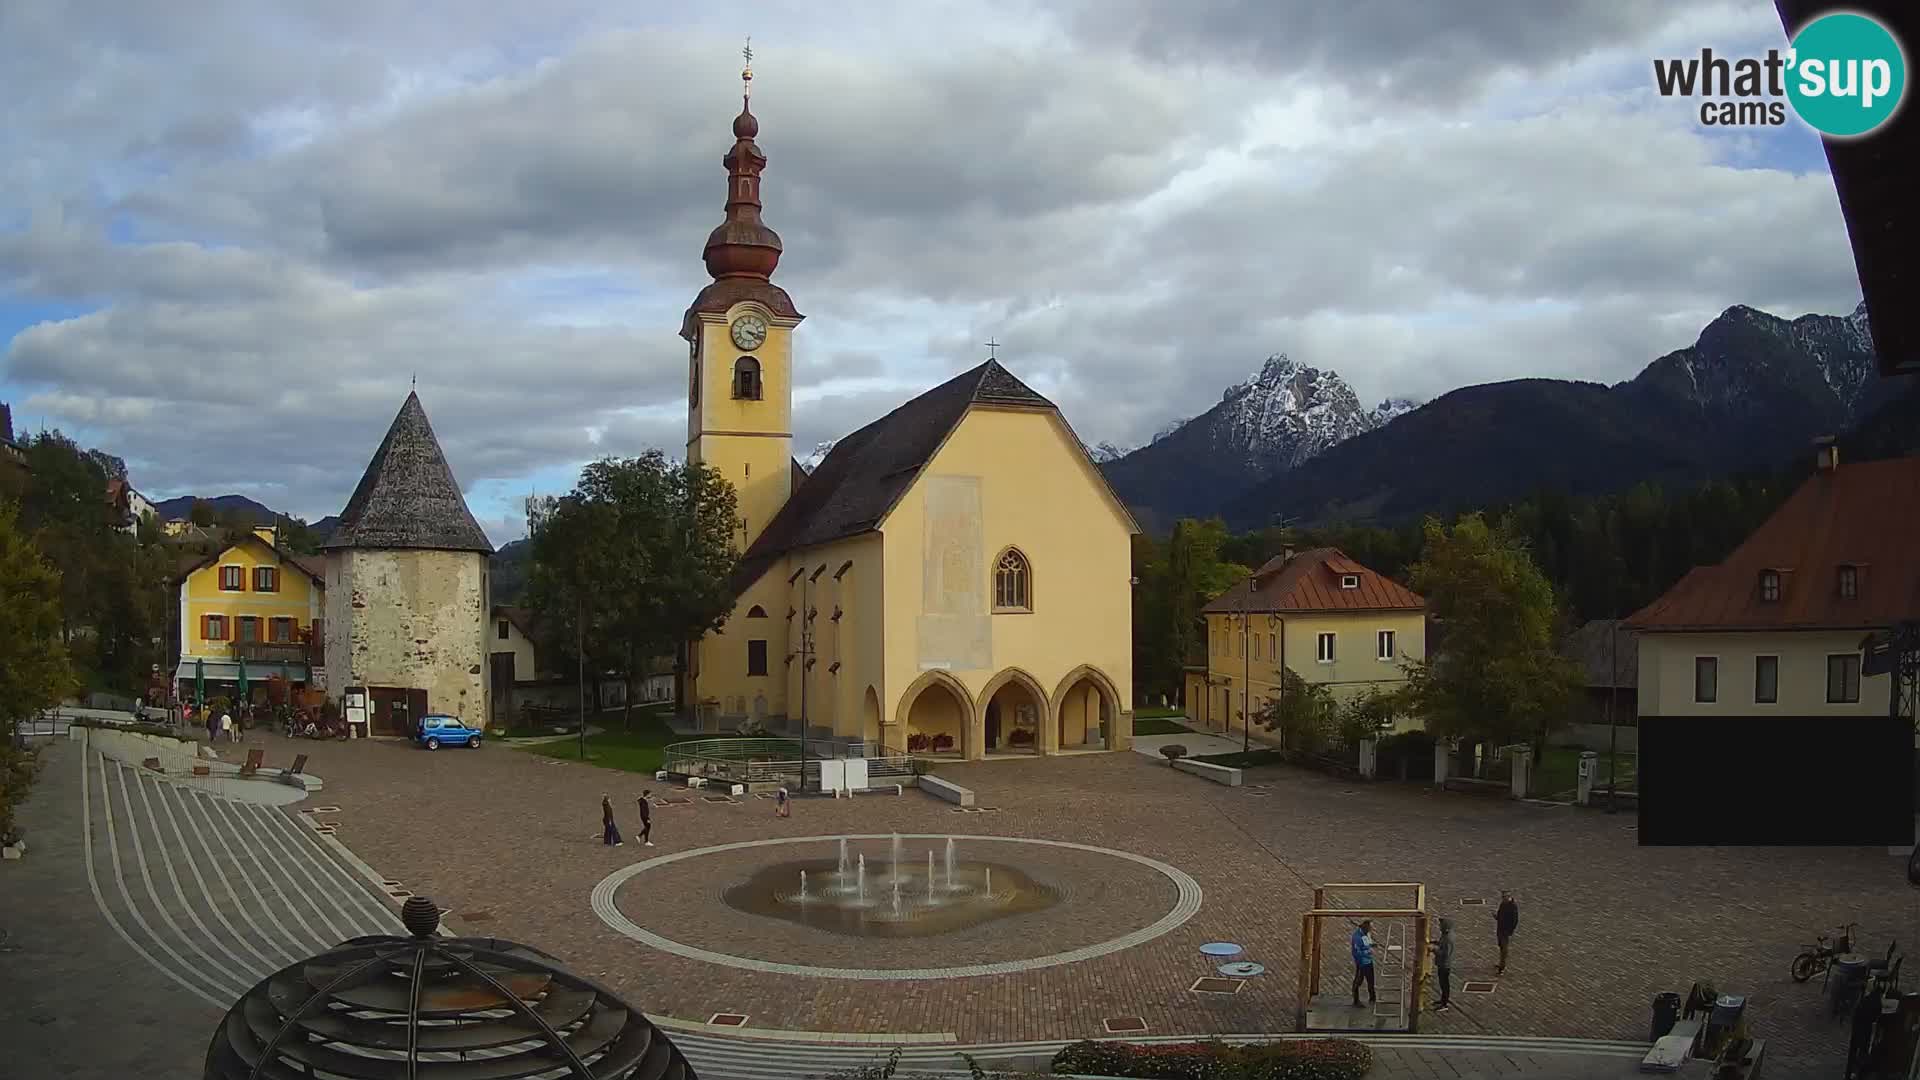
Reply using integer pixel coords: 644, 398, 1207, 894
230, 641, 315, 667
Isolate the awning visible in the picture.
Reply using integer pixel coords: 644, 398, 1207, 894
174, 659, 310, 683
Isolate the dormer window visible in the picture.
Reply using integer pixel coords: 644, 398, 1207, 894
1837, 565, 1859, 600
1759, 570, 1781, 603
1340, 574, 1360, 590
733, 357, 762, 400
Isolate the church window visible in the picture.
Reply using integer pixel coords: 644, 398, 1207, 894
746, 605, 768, 618
733, 357, 762, 400
747, 639, 768, 676
993, 548, 1032, 612
690, 358, 700, 408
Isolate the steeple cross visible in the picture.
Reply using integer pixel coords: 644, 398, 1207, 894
984, 338, 1000, 359
742, 37, 754, 97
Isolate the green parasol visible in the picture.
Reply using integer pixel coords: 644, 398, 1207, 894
236, 656, 249, 708
194, 658, 206, 708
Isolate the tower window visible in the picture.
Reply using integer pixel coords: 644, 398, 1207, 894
993, 548, 1032, 611
1758, 570, 1780, 602
746, 605, 768, 618
733, 357, 762, 400
1837, 565, 1859, 599
747, 639, 768, 677
690, 357, 700, 408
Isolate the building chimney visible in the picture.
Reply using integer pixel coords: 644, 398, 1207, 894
1814, 435, 1839, 474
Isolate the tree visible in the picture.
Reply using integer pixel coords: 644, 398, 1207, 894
526, 453, 740, 732
189, 498, 215, 527
1398, 514, 1583, 766
1255, 668, 1338, 753
0, 500, 79, 844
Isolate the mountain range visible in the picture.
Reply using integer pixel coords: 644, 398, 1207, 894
1098, 301, 1897, 532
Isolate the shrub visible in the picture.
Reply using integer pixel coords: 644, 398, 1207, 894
1159, 744, 1188, 765
909, 758, 934, 776
1051, 1038, 1373, 1079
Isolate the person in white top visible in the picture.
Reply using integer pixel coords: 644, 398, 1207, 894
219, 712, 234, 743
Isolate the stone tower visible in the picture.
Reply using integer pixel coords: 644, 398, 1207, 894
321, 392, 494, 727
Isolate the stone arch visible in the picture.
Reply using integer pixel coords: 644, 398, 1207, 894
862, 685, 882, 747
1051, 664, 1124, 752
895, 670, 973, 758
733, 356, 763, 400
978, 666, 1050, 755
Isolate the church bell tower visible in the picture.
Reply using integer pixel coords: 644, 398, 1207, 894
681, 43, 804, 552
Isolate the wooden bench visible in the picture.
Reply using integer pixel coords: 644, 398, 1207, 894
239, 748, 264, 778
279, 753, 308, 784
142, 757, 162, 772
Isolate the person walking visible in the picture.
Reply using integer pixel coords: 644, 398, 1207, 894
219, 709, 234, 744
1430, 918, 1455, 1011
775, 786, 791, 818
635, 790, 654, 847
1351, 919, 1377, 1008
1495, 891, 1520, 975
601, 794, 623, 847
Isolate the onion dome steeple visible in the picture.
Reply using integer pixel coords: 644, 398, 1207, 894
703, 39, 784, 282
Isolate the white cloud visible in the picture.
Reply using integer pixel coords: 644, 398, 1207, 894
0, 0, 1867, 539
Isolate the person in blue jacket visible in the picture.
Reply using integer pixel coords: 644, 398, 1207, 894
1351, 919, 1376, 1007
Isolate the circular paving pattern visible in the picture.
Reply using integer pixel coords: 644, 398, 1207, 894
590, 833, 1204, 980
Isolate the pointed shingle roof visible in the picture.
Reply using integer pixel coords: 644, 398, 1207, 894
321, 392, 493, 554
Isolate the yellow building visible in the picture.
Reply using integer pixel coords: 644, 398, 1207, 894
172, 526, 327, 700
1184, 548, 1427, 740
681, 80, 1137, 759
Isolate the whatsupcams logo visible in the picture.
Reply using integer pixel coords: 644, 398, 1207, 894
1653, 11, 1907, 137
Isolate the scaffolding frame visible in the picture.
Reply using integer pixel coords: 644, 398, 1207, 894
1295, 882, 1429, 1033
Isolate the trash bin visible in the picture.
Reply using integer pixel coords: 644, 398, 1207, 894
1702, 994, 1746, 1058
1651, 992, 1682, 1041
1830, 954, 1869, 1015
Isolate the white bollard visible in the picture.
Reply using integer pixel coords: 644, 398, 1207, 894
1358, 738, 1378, 780
1510, 747, 1534, 799
1433, 741, 1451, 788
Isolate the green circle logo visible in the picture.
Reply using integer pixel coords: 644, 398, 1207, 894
1786, 12, 1907, 137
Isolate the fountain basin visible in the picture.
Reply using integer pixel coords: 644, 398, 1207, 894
724, 858, 1058, 938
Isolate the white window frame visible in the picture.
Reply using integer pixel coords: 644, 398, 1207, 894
1377, 629, 1396, 661
1316, 632, 1336, 664
1693, 655, 1719, 704
1340, 574, 1360, 589
1753, 654, 1779, 705
1827, 653, 1862, 704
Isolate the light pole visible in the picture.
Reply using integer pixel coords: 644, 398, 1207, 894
1605, 613, 1619, 814
1241, 572, 1254, 753
788, 566, 816, 791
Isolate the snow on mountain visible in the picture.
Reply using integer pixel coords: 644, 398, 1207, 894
1087, 441, 1132, 463
1206, 354, 1415, 478
798, 440, 837, 473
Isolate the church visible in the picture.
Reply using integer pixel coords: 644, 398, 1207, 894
682, 63, 1137, 759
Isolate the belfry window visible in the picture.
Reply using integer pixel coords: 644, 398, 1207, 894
733, 357, 762, 400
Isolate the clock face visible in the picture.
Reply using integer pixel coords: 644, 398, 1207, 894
730, 313, 769, 351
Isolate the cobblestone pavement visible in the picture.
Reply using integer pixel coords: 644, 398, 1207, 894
247, 731, 1918, 1075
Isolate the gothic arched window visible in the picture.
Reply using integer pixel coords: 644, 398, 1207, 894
746, 605, 767, 618
993, 548, 1032, 612
733, 357, 762, 400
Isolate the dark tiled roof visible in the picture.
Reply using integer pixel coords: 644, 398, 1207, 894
1626, 455, 1920, 631
1563, 619, 1638, 689
679, 279, 803, 340
731, 359, 1054, 590
1201, 547, 1425, 615
321, 392, 493, 554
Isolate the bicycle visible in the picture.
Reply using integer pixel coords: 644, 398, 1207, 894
1792, 922, 1857, 984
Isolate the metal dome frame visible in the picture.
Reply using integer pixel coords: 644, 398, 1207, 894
204, 897, 696, 1079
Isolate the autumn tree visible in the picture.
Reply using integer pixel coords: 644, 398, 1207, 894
1398, 514, 1583, 768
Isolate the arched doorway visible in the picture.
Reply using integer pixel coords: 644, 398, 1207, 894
897, 672, 970, 757
862, 685, 882, 747
980, 669, 1048, 755
1053, 666, 1123, 751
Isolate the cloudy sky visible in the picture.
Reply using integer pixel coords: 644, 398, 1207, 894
0, 1, 1869, 542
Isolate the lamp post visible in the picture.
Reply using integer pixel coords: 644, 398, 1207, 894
1606, 614, 1619, 814
1241, 572, 1254, 753
788, 567, 816, 791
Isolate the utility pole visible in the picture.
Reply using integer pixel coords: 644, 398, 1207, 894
1606, 613, 1619, 814
577, 597, 587, 761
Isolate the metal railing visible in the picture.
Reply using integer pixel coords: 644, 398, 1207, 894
661, 737, 920, 786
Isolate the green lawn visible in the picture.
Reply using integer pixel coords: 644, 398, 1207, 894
1533, 747, 1637, 797
1133, 714, 1193, 736
518, 704, 696, 774
1193, 749, 1288, 768
1135, 706, 1187, 719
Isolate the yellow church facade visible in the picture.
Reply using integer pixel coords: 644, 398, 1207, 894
680, 74, 1136, 759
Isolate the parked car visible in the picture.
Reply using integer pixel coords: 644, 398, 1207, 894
416, 714, 481, 750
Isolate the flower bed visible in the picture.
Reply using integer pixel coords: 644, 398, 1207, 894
1052, 1038, 1373, 1079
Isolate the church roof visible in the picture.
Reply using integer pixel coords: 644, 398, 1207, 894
732, 359, 1056, 589
321, 392, 494, 554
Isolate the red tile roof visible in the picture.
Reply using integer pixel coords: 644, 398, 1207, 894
1626, 455, 1920, 632
1201, 547, 1424, 615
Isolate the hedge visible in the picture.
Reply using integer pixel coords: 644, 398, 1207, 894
1052, 1039, 1373, 1080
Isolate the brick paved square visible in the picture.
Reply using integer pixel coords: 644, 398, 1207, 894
268, 733, 1912, 1071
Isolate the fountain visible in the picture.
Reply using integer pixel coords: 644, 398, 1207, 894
730, 836, 1058, 938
